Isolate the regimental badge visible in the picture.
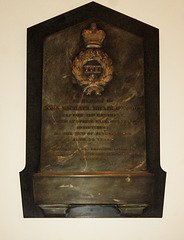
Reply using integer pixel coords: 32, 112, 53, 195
72, 23, 114, 95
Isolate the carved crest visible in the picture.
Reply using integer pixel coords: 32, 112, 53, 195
72, 23, 113, 95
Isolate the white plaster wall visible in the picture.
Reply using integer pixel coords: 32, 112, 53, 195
0, 0, 184, 239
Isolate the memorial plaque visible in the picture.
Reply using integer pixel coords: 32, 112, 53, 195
41, 21, 146, 172
20, 2, 166, 218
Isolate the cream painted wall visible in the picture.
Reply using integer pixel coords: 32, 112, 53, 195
0, 0, 184, 239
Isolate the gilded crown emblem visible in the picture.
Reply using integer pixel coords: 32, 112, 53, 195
82, 23, 106, 48
72, 23, 113, 95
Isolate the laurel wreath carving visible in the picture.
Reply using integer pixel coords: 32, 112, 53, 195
72, 49, 113, 95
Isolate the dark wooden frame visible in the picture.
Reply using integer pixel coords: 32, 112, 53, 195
20, 2, 166, 217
